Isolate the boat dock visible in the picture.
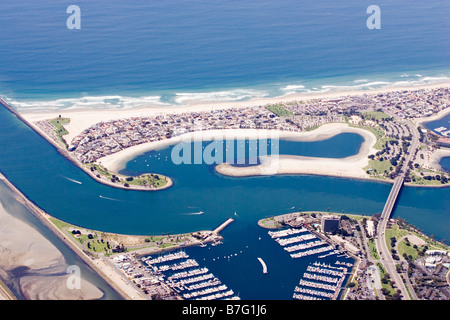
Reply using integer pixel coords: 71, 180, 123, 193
268, 227, 307, 239
292, 261, 350, 300
268, 227, 335, 259
141, 250, 240, 300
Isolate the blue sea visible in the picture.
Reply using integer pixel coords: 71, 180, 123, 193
0, 0, 449, 109
0, 1, 449, 300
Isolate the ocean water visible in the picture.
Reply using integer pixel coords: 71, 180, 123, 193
0, 0, 449, 109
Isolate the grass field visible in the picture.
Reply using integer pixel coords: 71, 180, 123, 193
265, 104, 294, 116
49, 117, 70, 147
363, 111, 393, 121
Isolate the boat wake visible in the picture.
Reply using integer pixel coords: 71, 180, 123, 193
184, 211, 204, 215
62, 176, 82, 184
99, 195, 122, 201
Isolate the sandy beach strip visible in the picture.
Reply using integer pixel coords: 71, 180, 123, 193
430, 148, 450, 171
15, 82, 449, 181
414, 106, 450, 127
18, 81, 450, 146
214, 124, 377, 179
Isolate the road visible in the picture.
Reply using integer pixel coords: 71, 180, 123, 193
375, 116, 420, 300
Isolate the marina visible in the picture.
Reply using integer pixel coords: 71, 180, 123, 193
293, 261, 350, 300
141, 250, 240, 300
268, 227, 336, 259
268, 227, 308, 239
290, 246, 335, 259
275, 233, 317, 246
264, 226, 354, 300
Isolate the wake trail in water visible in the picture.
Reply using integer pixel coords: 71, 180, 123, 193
61, 176, 82, 184
99, 195, 122, 202
183, 211, 204, 215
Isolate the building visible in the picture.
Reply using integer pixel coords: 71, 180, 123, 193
330, 235, 361, 255
321, 215, 340, 233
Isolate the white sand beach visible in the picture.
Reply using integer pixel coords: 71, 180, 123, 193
97, 123, 377, 180
19, 81, 450, 146
214, 123, 377, 179
430, 148, 450, 171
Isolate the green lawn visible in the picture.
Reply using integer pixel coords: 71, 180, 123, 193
377, 262, 397, 296
85, 163, 169, 189
397, 239, 421, 261
364, 159, 393, 177
264, 104, 294, 116
385, 224, 409, 251
363, 111, 392, 121
49, 117, 70, 147
86, 239, 111, 253
368, 238, 380, 260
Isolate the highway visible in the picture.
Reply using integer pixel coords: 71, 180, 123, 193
375, 116, 420, 300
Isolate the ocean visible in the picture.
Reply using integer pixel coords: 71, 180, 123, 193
0, 0, 449, 109
0, 1, 449, 300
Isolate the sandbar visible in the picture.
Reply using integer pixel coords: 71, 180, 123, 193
0, 187, 104, 300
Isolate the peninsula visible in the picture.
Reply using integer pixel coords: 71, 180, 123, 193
15, 84, 450, 188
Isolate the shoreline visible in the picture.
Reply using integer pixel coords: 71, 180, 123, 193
18, 82, 450, 146
0, 170, 232, 300
0, 171, 134, 300
0, 98, 172, 192
415, 107, 450, 127
14, 84, 450, 188
98, 123, 376, 173
212, 123, 377, 180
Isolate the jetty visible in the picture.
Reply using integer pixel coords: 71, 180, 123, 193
257, 257, 268, 274
213, 218, 234, 234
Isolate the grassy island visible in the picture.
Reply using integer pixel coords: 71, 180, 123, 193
84, 163, 171, 190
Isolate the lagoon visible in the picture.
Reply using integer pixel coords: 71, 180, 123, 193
0, 105, 449, 299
